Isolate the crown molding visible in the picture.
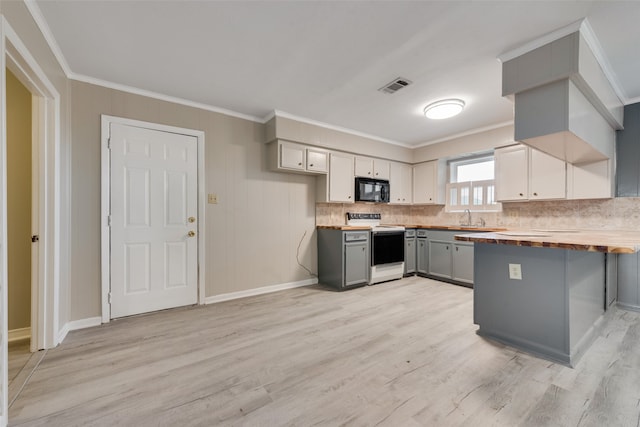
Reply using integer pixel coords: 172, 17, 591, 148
624, 96, 640, 106
579, 18, 628, 103
71, 73, 264, 123
497, 19, 583, 63
269, 110, 411, 148
24, 0, 264, 123
23, 0, 72, 76
414, 120, 514, 148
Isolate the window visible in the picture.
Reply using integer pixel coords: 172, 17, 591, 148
446, 154, 500, 212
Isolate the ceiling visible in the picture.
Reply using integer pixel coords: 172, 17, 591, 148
33, 1, 640, 147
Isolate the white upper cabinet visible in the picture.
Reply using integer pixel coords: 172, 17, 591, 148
269, 140, 328, 174
355, 156, 390, 180
280, 142, 306, 171
328, 152, 355, 203
567, 159, 613, 200
389, 162, 412, 204
413, 160, 446, 204
495, 144, 529, 201
306, 148, 328, 173
529, 148, 566, 200
495, 144, 566, 201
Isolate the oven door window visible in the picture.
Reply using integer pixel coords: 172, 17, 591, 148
372, 233, 404, 265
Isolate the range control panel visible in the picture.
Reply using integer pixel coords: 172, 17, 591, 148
346, 213, 381, 221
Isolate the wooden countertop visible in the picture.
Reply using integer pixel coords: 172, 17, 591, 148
408, 225, 507, 232
316, 225, 371, 230
316, 224, 507, 232
455, 230, 640, 254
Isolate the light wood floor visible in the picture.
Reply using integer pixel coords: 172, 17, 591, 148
8, 341, 31, 384
8, 276, 640, 426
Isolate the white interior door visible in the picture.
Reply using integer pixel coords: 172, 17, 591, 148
109, 123, 198, 319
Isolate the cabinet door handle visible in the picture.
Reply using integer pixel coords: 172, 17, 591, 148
533, 192, 538, 196
446, 246, 449, 250
456, 247, 458, 251
298, 162, 302, 166
309, 163, 314, 167
519, 193, 524, 196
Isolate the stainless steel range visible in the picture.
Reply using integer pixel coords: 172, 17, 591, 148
346, 213, 405, 284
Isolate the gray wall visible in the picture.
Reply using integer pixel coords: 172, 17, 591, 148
616, 102, 640, 197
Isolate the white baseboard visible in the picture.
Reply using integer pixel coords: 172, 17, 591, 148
57, 322, 70, 344
205, 278, 318, 305
57, 316, 102, 344
8, 327, 31, 343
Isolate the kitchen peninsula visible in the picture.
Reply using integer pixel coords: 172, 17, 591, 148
456, 230, 640, 366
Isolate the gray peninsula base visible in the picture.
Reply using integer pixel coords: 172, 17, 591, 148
473, 243, 605, 367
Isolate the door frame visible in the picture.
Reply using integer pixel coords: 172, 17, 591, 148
1, 14, 61, 423
100, 115, 206, 322
4, 21, 59, 353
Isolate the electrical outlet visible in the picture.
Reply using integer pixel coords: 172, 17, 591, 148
208, 193, 218, 204
509, 263, 522, 280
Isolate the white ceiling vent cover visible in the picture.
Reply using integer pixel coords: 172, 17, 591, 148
379, 77, 413, 94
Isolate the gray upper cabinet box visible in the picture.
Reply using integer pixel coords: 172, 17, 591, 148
616, 103, 640, 197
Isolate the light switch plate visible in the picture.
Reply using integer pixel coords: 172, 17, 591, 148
208, 193, 218, 204
509, 263, 522, 280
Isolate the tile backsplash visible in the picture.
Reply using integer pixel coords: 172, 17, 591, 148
316, 198, 640, 230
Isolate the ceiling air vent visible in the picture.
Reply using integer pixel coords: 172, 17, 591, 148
378, 77, 412, 94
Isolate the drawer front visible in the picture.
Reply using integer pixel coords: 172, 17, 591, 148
405, 229, 416, 238
344, 232, 369, 242
416, 230, 428, 238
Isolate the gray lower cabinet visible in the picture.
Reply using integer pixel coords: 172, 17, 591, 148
345, 240, 368, 286
318, 228, 370, 290
428, 240, 452, 279
404, 229, 416, 275
416, 230, 429, 274
452, 242, 474, 284
417, 229, 482, 287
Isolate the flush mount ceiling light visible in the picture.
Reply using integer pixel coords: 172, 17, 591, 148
424, 99, 465, 120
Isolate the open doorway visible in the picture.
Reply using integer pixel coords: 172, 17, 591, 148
6, 67, 34, 402
7, 68, 32, 343
1, 16, 62, 424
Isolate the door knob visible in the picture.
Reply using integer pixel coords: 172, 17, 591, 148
188, 231, 196, 237
188, 217, 196, 223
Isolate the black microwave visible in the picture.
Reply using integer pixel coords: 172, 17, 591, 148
355, 177, 390, 203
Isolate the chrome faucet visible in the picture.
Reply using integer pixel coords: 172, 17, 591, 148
460, 209, 472, 226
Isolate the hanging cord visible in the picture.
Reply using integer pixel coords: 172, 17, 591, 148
296, 230, 316, 277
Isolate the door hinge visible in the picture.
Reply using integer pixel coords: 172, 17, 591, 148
107, 137, 111, 149
31, 235, 39, 243
107, 215, 111, 227
108, 292, 112, 304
